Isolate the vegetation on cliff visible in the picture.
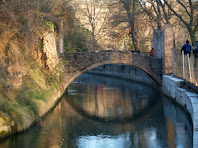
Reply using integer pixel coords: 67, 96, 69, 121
0, 0, 89, 136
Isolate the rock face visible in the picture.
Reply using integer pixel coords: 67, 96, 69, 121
0, 29, 59, 91
5, 41, 27, 89
0, 25, 60, 138
42, 31, 59, 70
0, 113, 14, 138
0, 40, 28, 95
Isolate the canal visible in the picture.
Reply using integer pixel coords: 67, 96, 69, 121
0, 73, 193, 148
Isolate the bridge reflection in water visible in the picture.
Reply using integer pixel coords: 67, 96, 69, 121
0, 73, 192, 148
66, 73, 160, 122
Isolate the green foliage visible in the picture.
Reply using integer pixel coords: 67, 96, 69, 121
64, 43, 78, 53
17, 76, 47, 101
0, 131, 6, 136
46, 74, 59, 89
64, 19, 90, 53
38, 38, 43, 52
139, 42, 148, 53
0, 56, 61, 130
44, 22, 54, 31
0, 74, 42, 126
0, 0, 97, 133
0, 0, 90, 133
129, 43, 135, 51
0, 67, 60, 130
0, 98, 34, 128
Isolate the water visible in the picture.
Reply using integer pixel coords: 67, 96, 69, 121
0, 73, 192, 148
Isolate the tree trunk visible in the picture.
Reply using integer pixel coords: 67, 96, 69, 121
130, 25, 138, 51
91, 26, 97, 51
123, 0, 138, 51
59, 18, 64, 55
188, 27, 196, 46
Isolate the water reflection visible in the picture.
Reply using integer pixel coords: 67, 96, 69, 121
163, 98, 192, 148
0, 73, 192, 148
76, 133, 131, 148
66, 74, 160, 121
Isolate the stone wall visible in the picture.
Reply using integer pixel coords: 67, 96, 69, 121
162, 75, 198, 147
88, 64, 157, 86
153, 24, 174, 75
153, 29, 164, 59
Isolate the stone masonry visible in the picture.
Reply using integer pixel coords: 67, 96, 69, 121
163, 75, 198, 148
63, 50, 162, 86
153, 24, 174, 75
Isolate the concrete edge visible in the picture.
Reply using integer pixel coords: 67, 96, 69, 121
162, 75, 198, 147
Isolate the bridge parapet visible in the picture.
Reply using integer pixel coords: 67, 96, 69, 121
63, 50, 162, 85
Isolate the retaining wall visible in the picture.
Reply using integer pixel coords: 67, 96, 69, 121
88, 64, 157, 86
162, 75, 198, 147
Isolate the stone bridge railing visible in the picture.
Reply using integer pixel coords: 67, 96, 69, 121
62, 50, 162, 87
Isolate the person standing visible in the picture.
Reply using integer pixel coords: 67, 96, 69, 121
150, 48, 154, 56
181, 40, 192, 57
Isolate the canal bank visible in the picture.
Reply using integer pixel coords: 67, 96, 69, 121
162, 75, 198, 147
0, 26, 70, 139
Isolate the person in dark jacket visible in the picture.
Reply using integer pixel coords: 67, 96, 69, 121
181, 40, 192, 57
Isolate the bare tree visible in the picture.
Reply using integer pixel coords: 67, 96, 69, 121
164, 0, 197, 45
120, 0, 139, 51
139, 0, 172, 30
107, 0, 142, 51
76, 0, 111, 50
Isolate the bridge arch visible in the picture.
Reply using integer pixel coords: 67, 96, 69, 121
63, 51, 162, 89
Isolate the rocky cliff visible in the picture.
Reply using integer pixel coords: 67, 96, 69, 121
0, 25, 63, 138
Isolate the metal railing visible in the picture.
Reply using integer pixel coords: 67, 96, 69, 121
173, 48, 198, 85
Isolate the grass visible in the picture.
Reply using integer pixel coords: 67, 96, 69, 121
0, 22, 63, 134
0, 99, 34, 131
44, 22, 54, 32
0, 62, 61, 132
0, 3, 64, 133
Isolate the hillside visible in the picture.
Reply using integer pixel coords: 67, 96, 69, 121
0, 1, 68, 138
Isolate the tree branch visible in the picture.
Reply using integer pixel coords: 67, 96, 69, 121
139, 2, 156, 22
158, 0, 170, 23
164, 0, 189, 27
188, 0, 194, 25
176, 0, 191, 17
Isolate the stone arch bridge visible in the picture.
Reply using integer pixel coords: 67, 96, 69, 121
62, 50, 162, 87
